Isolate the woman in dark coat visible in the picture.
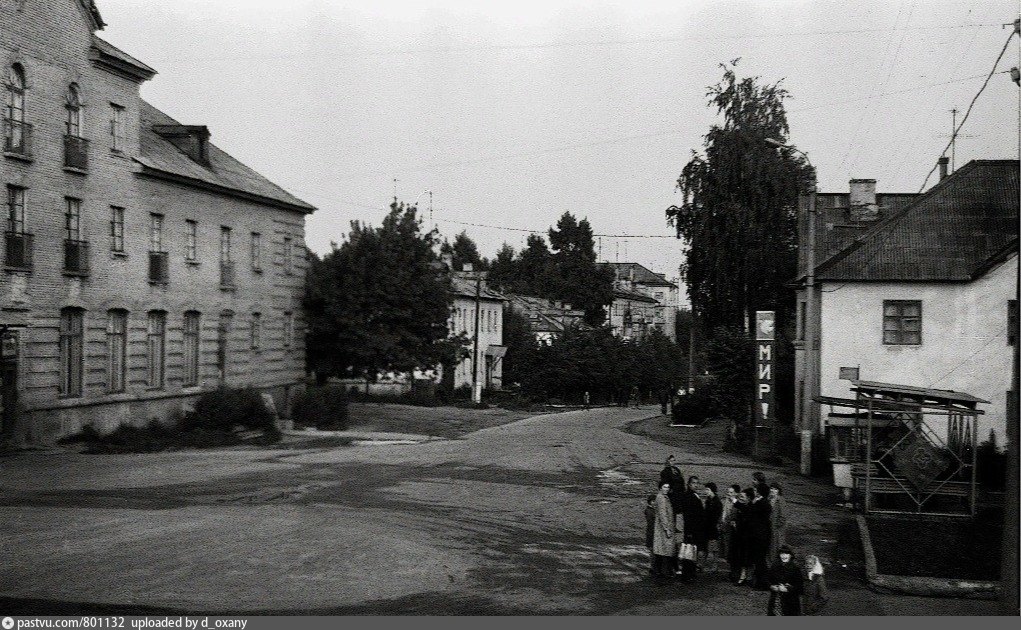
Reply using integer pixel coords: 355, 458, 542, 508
734, 487, 754, 584
679, 476, 706, 582
747, 483, 773, 589
703, 482, 724, 572
767, 546, 804, 616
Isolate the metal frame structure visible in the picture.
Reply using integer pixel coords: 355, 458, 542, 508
816, 380, 986, 516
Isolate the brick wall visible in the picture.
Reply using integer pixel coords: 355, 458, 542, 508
2, 0, 308, 442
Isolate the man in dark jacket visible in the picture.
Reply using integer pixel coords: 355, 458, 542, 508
679, 475, 706, 582
747, 483, 773, 589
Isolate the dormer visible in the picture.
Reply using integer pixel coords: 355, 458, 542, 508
152, 124, 211, 166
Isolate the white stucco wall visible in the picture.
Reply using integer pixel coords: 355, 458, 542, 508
817, 254, 1016, 441
449, 296, 504, 390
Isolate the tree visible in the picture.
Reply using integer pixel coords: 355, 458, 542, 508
304, 201, 463, 383
440, 230, 488, 272
487, 243, 517, 292
547, 212, 615, 326
666, 61, 811, 334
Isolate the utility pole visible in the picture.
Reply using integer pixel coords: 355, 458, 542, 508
471, 274, 483, 404
950, 108, 958, 171
1001, 18, 1020, 614
765, 137, 817, 473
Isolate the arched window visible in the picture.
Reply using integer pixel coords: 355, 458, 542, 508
5, 64, 26, 153
66, 84, 82, 137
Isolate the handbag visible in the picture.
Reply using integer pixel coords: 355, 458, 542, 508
678, 542, 697, 561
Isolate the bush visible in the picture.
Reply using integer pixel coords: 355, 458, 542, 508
187, 387, 276, 433
671, 387, 716, 426
292, 385, 350, 430
977, 430, 1007, 491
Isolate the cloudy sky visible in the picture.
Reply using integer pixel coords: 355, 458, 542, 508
97, 0, 1020, 280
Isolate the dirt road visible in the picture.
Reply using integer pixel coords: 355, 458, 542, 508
0, 406, 997, 615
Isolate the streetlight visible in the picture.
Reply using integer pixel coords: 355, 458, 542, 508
766, 138, 818, 476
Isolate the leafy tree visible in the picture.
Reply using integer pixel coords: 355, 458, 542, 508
500, 307, 539, 389
487, 243, 517, 292
547, 213, 615, 326
666, 61, 811, 334
440, 230, 489, 272
304, 201, 464, 383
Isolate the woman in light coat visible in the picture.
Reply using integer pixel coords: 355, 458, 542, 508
652, 481, 676, 581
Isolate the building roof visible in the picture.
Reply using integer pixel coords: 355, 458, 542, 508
601, 262, 677, 287
850, 380, 990, 406
90, 36, 156, 81
815, 160, 1019, 282
613, 289, 658, 304
450, 272, 506, 301
136, 101, 316, 214
504, 293, 587, 333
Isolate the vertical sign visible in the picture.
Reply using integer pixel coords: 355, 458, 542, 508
755, 311, 775, 428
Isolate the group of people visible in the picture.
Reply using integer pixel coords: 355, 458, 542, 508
643, 455, 828, 615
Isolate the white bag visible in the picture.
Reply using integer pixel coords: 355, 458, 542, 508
678, 542, 697, 561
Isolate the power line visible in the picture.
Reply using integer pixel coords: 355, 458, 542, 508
272, 71, 1000, 195
917, 27, 1018, 192
139, 23, 1002, 64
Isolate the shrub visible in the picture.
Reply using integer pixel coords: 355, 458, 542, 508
292, 385, 350, 430
977, 430, 1007, 491
186, 387, 276, 433
671, 387, 715, 426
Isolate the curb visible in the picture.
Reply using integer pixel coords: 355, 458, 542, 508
856, 514, 1000, 600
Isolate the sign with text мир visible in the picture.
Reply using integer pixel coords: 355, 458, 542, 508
755, 311, 775, 428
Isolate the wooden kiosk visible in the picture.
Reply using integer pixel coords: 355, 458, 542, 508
816, 380, 986, 516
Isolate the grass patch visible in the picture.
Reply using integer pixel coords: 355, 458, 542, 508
867, 510, 1002, 580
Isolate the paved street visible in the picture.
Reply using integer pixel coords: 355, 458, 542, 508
0, 406, 998, 615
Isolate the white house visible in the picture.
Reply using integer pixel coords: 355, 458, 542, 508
448, 271, 506, 392
795, 160, 1018, 455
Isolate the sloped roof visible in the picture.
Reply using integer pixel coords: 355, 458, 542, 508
91, 36, 155, 77
613, 289, 658, 304
450, 272, 506, 301
136, 101, 315, 213
815, 160, 1019, 282
601, 262, 676, 287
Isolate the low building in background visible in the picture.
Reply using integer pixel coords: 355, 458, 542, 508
504, 293, 586, 344
601, 262, 680, 341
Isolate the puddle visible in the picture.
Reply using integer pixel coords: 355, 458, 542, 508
597, 468, 642, 487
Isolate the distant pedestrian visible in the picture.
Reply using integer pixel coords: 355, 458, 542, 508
747, 483, 773, 589
703, 482, 724, 573
652, 481, 676, 582
644, 494, 657, 575
802, 555, 829, 615
767, 546, 804, 616
768, 483, 788, 565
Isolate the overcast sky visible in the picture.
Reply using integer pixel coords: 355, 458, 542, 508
97, 0, 1020, 279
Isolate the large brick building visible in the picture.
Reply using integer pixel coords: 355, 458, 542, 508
1, 0, 314, 443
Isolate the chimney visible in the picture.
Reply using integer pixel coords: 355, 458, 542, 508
938, 156, 949, 181
152, 124, 211, 166
849, 178, 878, 222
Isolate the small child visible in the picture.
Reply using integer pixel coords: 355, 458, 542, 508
644, 494, 657, 575
802, 555, 829, 615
